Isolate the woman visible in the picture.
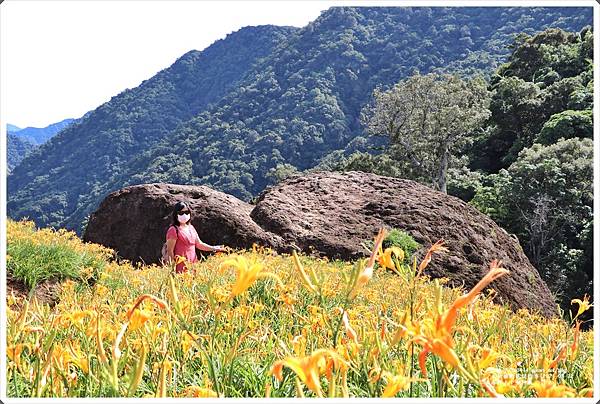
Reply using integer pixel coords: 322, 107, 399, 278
165, 201, 226, 273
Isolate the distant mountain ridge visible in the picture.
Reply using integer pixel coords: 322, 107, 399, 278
7, 124, 21, 133
9, 118, 75, 145
7, 7, 593, 234
7, 118, 76, 173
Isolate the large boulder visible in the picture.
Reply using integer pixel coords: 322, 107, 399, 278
252, 171, 557, 317
82, 183, 285, 266
84, 171, 557, 317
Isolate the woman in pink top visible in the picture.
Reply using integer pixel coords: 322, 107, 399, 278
165, 201, 226, 273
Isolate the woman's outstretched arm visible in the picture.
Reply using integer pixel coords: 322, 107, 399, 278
195, 235, 225, 252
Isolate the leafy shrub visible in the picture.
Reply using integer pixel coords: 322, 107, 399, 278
382, 228, 421, 258
365, 227, 421, 258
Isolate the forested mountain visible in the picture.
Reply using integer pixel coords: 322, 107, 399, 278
7, 133, 36, 174
9, 118, 75, 145
470, 27, 594, 172
7, 7, 592, 235
468, 27, 594, 316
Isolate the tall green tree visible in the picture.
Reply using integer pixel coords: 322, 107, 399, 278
362, 73, 490, 193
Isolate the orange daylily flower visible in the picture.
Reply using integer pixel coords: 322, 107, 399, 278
378, 245, 404, 273
60, 310, 94, 329
129, 308, 152, 332
51, 344, 72, 373
571, 295, 592, 319
67, 342, 90, 374
350, 228, 387, 298
417, 239, 448, 276
181, 386, 218, 398
531, 380, 576, 397
414, 260, 509, 376
221, 255, 282, 297
47, 341, 89, 376
381, 370, 422, 397
271, 349, 348, 397
480, 368, 522, 396
182, 331, 199, 357
431, 338, 460, 367
7, 343, 30, 371
440, 260, 509, 333
416, 337, 461, 377
468, 346, 502, 370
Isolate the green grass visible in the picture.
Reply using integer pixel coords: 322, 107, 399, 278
7, 238, 105, 290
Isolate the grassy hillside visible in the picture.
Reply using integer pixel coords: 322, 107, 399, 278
6, 219, 593, 398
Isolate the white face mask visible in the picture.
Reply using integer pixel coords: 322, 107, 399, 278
177, 213, 190, 224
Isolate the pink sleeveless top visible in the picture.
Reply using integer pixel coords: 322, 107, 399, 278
166, 224, 199, 273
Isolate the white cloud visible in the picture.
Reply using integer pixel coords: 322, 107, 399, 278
0, 0, 332, 128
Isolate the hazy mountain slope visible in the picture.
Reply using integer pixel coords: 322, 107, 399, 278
7, 118, 75, 172
7, 124, 21, 133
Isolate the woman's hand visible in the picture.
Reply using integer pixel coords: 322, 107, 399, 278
194, 234, 227, 253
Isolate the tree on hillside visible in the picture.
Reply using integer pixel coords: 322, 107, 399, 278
362, 73, 490, 193
535, 109, 593, 145
472, 26, 594, 172
471, 137, 593, 305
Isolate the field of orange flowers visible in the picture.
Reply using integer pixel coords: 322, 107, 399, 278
5, 219, 594, 397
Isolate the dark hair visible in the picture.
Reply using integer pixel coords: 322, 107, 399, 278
171, 201, 192, 227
